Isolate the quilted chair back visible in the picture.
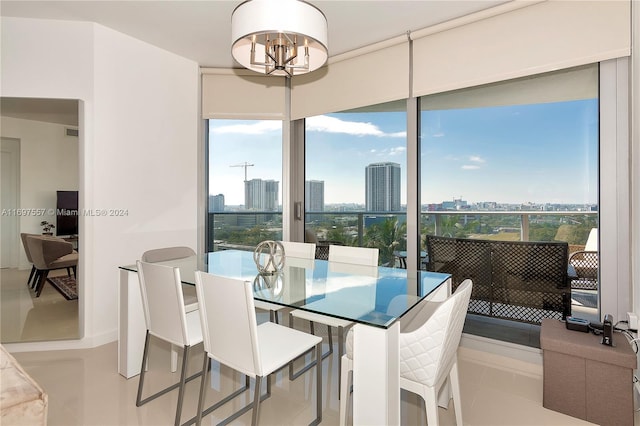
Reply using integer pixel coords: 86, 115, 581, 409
194, 272, 262, 378
399, 279, 472, 387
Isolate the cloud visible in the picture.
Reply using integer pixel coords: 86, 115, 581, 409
307, 115, 406, 138
389, 146, 406, 156
461, 156, 485, 170
211, 121, 281, 135
371, 146, 407, 157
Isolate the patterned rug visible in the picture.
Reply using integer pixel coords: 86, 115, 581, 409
47, 276, 78, 300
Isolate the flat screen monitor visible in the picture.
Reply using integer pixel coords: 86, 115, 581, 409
56, 190, 78, 236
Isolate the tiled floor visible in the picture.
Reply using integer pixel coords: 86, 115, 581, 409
0, 266, 619, 425
8, 332, 607, 426
1, 267, 79, 343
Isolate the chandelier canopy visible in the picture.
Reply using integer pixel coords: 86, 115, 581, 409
231, 0, 328, 77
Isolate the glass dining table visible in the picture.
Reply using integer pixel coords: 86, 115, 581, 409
118, 249, 451, 425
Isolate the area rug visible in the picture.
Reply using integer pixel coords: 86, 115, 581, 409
47, 276, 78, 300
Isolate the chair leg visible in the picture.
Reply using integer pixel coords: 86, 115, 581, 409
251, 376, 262, 426
173, 345, 191, 426
27, 266, 36, 287
191, 370, 251, 425
136, 334, 202, 420
338, 355, 353, 426
195, 355, 209, 426
450, 360, 463, 426
314, 342, 323, 426
171, 345, 179, 372
35, 270, 50, 297
423, 385, 440, 426
337, 326, 344, 400
31, 269, 41, 289
288, 316, 332, 381
136, 331, 152, 407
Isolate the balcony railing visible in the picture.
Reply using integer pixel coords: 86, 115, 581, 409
208, 210, 598, 262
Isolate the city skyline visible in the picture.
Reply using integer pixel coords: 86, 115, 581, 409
209, 98, 598, 206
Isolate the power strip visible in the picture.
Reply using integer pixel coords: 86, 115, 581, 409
628, 312, 638, 331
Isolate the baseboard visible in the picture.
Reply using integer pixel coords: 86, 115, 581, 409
459, 332, 543, 377
3, 329, 117, 353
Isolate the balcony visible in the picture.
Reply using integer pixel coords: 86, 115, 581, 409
207, 209, 598, 347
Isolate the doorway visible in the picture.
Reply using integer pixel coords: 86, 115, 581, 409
0, 98, 80, 343
1, 137, 20, 268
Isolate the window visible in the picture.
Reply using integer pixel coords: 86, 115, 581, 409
419, 65, 600, 343
206, 119, 282, 251
304, 101, 407, 265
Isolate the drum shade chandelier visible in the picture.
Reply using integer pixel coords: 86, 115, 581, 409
231, 0, 328, 77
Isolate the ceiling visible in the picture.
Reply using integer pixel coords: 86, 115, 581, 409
1, 0, 508, 124
1, 0, 508, 69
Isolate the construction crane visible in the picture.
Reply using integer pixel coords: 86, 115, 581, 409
230, 162, 254, 182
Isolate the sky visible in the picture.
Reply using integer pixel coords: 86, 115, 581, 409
208, 99, 598, 206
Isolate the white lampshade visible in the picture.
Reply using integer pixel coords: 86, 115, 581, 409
231, 0, 328, 77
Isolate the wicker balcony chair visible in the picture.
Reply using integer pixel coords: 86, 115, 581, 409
567, 228, 598, 291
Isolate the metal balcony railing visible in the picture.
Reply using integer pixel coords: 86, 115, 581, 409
207, 210, 598, 257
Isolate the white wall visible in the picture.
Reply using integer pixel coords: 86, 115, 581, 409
1, 17, 199, 350
0, 116, 79, 269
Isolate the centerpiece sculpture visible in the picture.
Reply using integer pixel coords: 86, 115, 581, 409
253, 240, 285, 275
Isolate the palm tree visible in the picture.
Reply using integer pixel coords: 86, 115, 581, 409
364, 217, 407, 266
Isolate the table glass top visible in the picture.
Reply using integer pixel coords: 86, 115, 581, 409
120, 250, 450, 329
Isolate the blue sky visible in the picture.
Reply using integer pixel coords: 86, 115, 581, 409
209, 99, 598, 206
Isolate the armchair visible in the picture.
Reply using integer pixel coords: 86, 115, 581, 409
26, 235, 78, 297
20, 233, 40, 289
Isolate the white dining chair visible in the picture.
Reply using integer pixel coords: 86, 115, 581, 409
135, 261, 203, 426
254, 241, 316, 324
141, 246, 198, 311
193, 271, 323, 426
142, 247, 199, 373
288, 245, 379, 392
339, 279, 473, 426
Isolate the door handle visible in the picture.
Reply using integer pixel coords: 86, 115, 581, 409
295, 201, 302, 220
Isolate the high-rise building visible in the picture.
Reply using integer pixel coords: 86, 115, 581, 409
365, 162, 401, 211
208, 194, 225, 212
263, 180, 279, 211
305, 180, 324, 212
245, 178, 279, 211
